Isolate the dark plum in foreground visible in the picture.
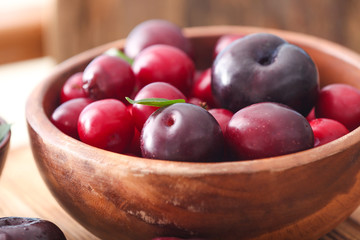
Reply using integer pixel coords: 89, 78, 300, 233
226, 102, 314, 160
0, 217, 66, 240
212, 32, 319, 116
141, 103, 224, 162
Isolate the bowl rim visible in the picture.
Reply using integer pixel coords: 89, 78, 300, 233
26, 25, 360, 176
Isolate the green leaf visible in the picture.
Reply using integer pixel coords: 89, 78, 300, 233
125, 97, 185, 107
0, 123, 10, 142
104, 48, 134, 65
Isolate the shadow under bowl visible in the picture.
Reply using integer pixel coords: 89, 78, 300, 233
26, 26, 360, 240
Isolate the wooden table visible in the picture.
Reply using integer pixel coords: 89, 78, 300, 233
0, 145, 360, 240
0, 145, 100, 240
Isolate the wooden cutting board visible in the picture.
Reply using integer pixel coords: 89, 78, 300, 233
1, 145, 360, 240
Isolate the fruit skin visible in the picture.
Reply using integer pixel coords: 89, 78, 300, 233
132, 44, 195, 96
190, 68, 217, 108
315, 83, 360, 131
309, 118, 349, 147
212, 32, 319, 116
208, 108, 233, 134
78, 99, 134, 153
0, 217, 66, 240
141, 103, 224, 162
225, 102, 314, 160
51, 98, 93, 139
82, 55, 136, 102
131, 82, 186, 131
124, 19, 192, 59
60, 72, 87, 103
306, 107, 316, 122
213, 34, 243, 59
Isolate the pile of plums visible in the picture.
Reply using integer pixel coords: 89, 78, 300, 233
51, 19, 360, 162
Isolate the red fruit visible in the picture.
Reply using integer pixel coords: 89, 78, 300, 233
213, 34, 243, 59
126, 127, 141, 156
82, 55, 136, 102
191, 68, 217, 107
131, 82, 186, 131
225, 102, 314, 160
187, 97, 208, 109
309, 118, 349, 147
60, 72, 87, 103
208, 108, 234, 134
132, 44, 195, 95
315, 83, 360, 131
124, 19, 193, 59
51, 98, 93, 139
306, 107, 316, 122
78, 99, 134, 153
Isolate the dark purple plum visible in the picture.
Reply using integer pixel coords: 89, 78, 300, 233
225, 102, 314, 160
212, 33, 319, 116
124, 19, 193, 59
141, 103, 224, 162
0, 217, 66, 240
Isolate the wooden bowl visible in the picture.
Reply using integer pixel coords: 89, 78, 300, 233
26, 26, 360, 240
0, 118, 11, 178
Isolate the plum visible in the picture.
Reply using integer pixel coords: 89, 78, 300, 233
124, 19, 192, 59
141, 103, 224, 162
0, 217, 66, 240
212, 32, 319, 116
225, 102, 314, 160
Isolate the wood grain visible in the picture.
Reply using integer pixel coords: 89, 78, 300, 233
0, 5, 43, 64
0, 146, 100, 240
45, 0, 360, 62
2, 1, 360, 64
2, 146, 360, 239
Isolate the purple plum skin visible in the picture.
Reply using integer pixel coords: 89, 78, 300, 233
141, 103, 224, 162
211, 32, 319, 116
0, 217, 66, 240
225, 102, 314, 160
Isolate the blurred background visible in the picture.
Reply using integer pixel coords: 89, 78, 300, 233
1, 0, 360, 64
0, 0, 360, 146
